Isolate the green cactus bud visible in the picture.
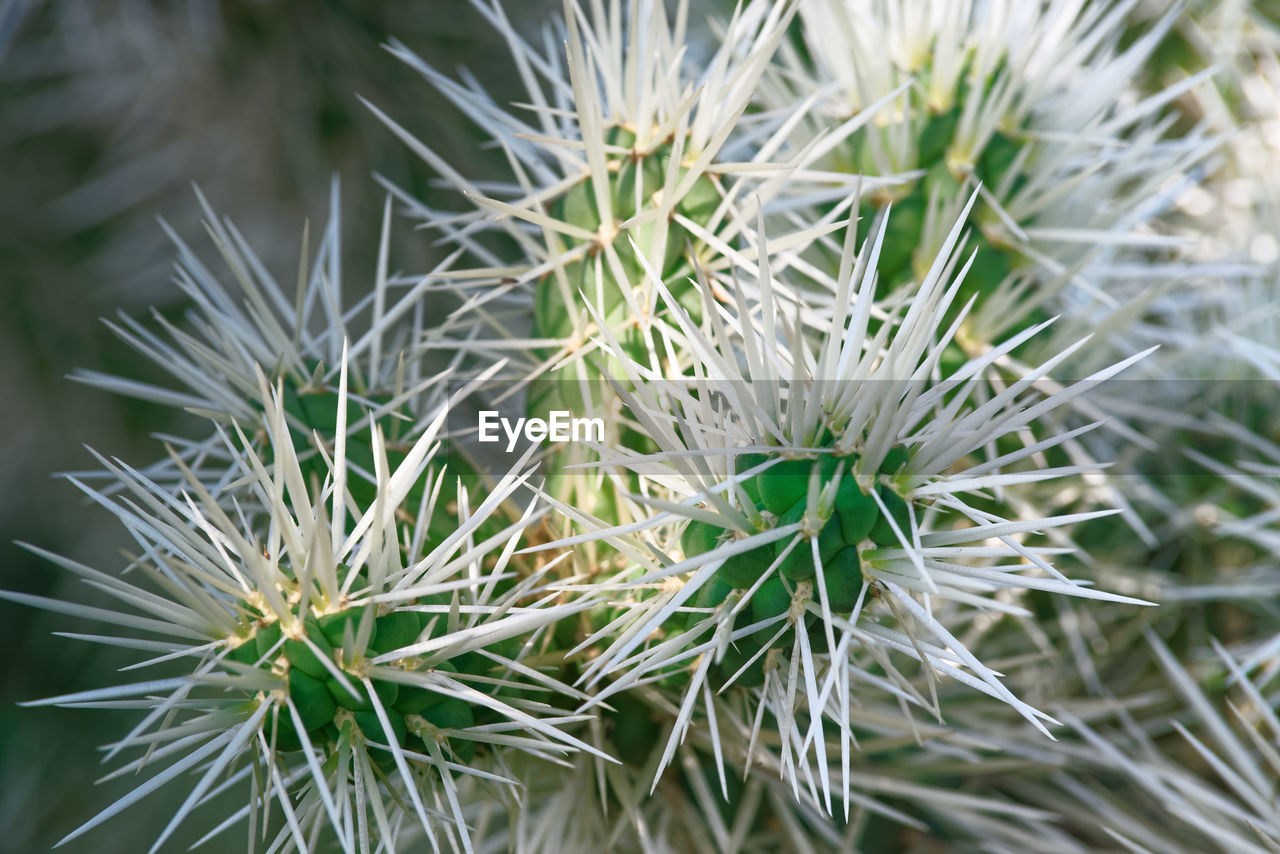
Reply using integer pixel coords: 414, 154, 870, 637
605, 125, 638, 149
393, 684, 447, 715
254, 621, 283, 660
836, 478, 879, 544
734, 453, 768, 504
327, 677, 365, 710
776, 502, 814, 581
878, 446, 910, 475
716, 541, 776, 589
370, 611, 423, 655
682, 518, 726, 558
868, 484, 912, 546
327, 675, 399, 712
682, 574, 734, 631
759, 459, 813, 515
283, 618, 333, 680
226, 636, 261, 667
423, 697, 475, 731
677, 172, 720, 223
612, 152, 666, 221
822, 547, 864, 613
288, 669, 337, 732
751, 575, 792, 624
818, 516, 846, 564
354, 709, 407, 746
549, 179, 601, 233
319, 608, 376, 651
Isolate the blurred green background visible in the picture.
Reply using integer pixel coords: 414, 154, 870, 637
0, 1, 559, 849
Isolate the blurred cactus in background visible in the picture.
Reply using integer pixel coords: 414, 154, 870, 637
5, 1, 1280, 852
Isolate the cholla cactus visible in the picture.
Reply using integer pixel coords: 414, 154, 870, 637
10, 1, 1280, 853
563, 196, 1153, 797
15, 372, 604, 851
771, 0, 1216, 341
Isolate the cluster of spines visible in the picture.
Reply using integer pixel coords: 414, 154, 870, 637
226, 603, 502, 765
641, 447, 915, 704
536, 126, 722, 339
683, 449, 910, 597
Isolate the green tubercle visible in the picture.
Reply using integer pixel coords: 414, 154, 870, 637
533, 129, 725, 346
670, 446, 911, 682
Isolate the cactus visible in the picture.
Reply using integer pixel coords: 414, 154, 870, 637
8, 2, 1280, 853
